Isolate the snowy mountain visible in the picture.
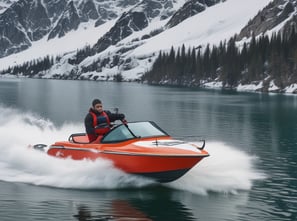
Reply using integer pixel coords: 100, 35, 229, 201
0, 0, 143, 58
0, 0, 297, 93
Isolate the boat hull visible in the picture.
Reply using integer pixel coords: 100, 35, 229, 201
47, 145, 208, 183
101, 151, 205, 182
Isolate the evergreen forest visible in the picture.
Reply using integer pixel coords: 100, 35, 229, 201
142, 29, 297, 91
0, 56, 56, 78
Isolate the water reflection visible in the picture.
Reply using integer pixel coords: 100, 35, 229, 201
73, 206, 92, 221
74, 201, 153, 221
73, 188, 195, 221
69, 187, 257, 221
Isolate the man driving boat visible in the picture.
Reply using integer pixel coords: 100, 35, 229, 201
84, 99, 126, 142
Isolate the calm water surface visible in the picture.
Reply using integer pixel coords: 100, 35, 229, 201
0, 78, 297, 221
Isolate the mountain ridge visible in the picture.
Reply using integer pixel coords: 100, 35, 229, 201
1, 0, 297, 93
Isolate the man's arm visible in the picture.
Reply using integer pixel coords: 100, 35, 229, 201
84, 113, 95, 134
106, 110, 125, 122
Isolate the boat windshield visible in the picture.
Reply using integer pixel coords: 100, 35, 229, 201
101, 121, 168, 143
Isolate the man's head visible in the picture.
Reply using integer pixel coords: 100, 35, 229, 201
92, 99, 103, 113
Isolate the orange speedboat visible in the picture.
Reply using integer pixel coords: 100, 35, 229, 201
34, 121, 209, 182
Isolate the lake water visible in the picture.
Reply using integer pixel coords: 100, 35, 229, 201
0, 78, 297, 221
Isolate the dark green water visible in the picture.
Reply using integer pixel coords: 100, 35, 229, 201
0, 78, 296, 220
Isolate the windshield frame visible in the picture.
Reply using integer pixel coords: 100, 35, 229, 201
101, 121, 169, 143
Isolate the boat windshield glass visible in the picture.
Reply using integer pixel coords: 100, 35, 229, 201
101, 121, 168, 143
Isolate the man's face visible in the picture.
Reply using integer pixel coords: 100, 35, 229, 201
94, 103, 103, 113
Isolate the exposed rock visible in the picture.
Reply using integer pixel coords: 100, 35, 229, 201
0, 1, 32, 57
93, 0, 177, 53
237, 0, 295, 40
93, 10, 149, 53
0, 0, 68, 57
0, 0, 137, 58
0, 0, 18, 14
166, 0, 223, 28
27, 0, 52, 41
79, 0, 99, 22
43, 0, 68, 20
48, 1, 80, 39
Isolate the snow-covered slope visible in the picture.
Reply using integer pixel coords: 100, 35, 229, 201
0, 0, 272, 79
133, 0, 272, 56
0, 19, 115, 68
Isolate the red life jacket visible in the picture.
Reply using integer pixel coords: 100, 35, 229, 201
89, 111, 111, 135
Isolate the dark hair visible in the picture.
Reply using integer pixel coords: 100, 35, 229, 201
92, 99, 102, 107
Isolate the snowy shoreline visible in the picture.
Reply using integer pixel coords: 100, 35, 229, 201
1, 75, 296, 95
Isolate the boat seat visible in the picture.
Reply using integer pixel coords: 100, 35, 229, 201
68, 133, 102, 144
68, 133, 90, 143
